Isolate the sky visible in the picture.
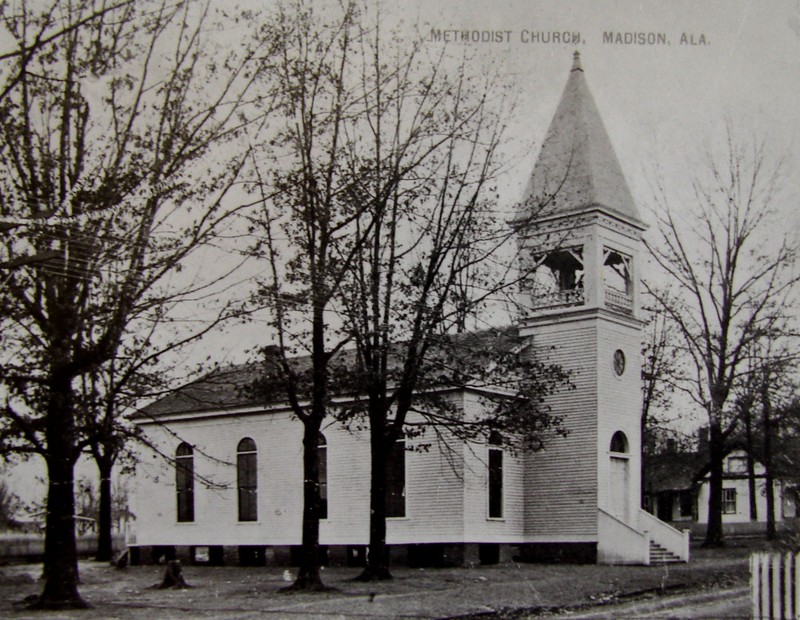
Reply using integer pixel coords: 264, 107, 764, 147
205, 0, 800, 360
4, 0, 800, 506
409, 0, 800, 212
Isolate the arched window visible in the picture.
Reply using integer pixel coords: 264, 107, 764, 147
176, 443, 194, 522
237, 438, 257, 522
318, 434, 328, 519
387, 439, 406, 518
610, 431, 628, 454
488, 432, 503, 519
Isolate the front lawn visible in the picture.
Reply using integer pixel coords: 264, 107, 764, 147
0, 537, 785, 619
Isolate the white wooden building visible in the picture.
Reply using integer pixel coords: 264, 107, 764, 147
129, 53, 688, 567
645, 447, 798, 539
694, 450, 797, 531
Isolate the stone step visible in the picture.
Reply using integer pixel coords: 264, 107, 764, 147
649, 541, 683, 564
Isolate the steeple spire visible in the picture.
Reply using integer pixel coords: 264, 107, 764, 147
519, 54, 641, 225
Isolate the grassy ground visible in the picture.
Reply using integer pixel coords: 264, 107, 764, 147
0, 538, 788, 619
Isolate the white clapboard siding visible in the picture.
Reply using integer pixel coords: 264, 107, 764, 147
135, 411, 308, 546
524, 321, 598, 539
319, 424, 371, 545
462, 390, 526, 542
388, 425, 465, 544
134, 403, 486, 548
596, 322, 642, 523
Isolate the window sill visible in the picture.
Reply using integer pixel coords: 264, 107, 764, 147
486, 517, 505, 522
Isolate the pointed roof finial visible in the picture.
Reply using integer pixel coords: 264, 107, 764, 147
571, 50, 583, 72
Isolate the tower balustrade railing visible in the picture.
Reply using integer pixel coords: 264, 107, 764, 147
604, 289, 633, 313
529, 288, 585, 310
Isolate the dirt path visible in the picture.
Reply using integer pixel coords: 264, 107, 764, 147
553, 586, 750, 619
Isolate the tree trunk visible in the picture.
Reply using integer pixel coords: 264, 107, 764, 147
703, 420, 725, 547
744, 404, 758, 521
747, 454, 758, 521
640, 410, 647, 509
357, 420, 391, 581
762, 380, 776, 540
764, 462, 776, 540
36, 457, 86, 609
34, 379, 87, 609
284, 421, 327, 592
95, 456, 114, 562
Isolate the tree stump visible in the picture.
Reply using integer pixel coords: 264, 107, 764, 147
156, 560, 192, 589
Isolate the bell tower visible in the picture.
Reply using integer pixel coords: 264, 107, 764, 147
516, 52, 647, 561
516, 51, 644, 321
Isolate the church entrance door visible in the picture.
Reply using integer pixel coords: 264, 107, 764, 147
609, 456, 629, 523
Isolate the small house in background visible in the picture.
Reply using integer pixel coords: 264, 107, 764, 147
643, 448, 704, 526
644, 442, 798, 536
694, 449, 797, 534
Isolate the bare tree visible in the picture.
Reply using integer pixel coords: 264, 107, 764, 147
247, 0, 376, 592
250, 2, 573, 583
0, 0, 138, 105
734, 343, 798, 538
645, 127, 800, 547
733, 366, 760, 521
639, 301, 682, 506
75, 283, 249, 563
77, 354, 188, 562
0, 0, 276, 607
640, 302, 680, 455
80, 370, 128, 562
310, 14, 573, 580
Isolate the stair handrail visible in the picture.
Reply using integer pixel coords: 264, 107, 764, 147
639, 508, 685, 536
597, 508, 650, 565
598, 507, 643, 536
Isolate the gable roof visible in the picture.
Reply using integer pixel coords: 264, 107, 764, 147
134, 364, 266, 419
519, 52, 642, 226
135, 326, 526, 420
644, 446, 771, 493
644, 451, 707, 493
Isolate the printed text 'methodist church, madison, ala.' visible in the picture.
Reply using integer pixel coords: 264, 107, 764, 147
129, 53, 690, 568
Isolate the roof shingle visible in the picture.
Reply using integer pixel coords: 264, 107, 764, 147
135, 326, 525, 420
519, 52, 642, 225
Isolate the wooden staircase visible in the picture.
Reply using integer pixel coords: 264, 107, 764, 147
649, 540, 683, 565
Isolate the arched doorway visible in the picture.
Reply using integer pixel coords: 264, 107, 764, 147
608, 431, 630, 523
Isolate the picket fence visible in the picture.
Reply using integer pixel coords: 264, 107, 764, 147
751, 552, 800, 619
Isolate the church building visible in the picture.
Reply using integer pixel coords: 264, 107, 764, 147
129, 53, 689, 568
